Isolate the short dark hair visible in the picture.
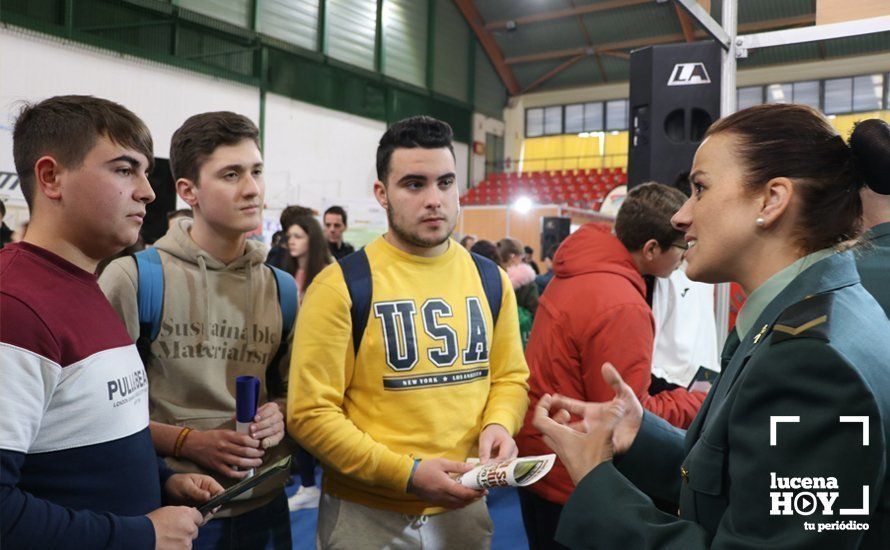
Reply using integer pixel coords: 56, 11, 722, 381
0, 199, 6, 218
706, 103, 863, 251
376, 116, 455, 183
615, 182, 686, 252
470, 239, 499, 264
13, 95, 154, 209
169, 111, 259, 183
324, 205, 348, 226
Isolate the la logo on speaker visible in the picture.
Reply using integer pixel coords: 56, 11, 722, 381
667, 63, 711, 86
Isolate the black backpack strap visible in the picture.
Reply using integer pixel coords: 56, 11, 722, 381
470, 252, 502, 326
339, 249, 372, 356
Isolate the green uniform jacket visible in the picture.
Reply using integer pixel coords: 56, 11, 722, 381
556, 251, 890, 549
856, 222, 890, 319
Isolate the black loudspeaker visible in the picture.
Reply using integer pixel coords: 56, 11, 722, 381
143, 158, 176, 244
628, 41, 721, 192
540, 216, 571, 255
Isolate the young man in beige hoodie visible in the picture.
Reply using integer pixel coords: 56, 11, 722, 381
100, 112, 295, 549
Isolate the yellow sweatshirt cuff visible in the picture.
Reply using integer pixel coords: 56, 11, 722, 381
380, 454, 418, 493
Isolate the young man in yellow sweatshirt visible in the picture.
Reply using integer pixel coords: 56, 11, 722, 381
288, 116, 529, 548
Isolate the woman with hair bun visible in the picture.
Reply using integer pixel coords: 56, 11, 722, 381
532, 104, 890, 549
851, 118, 890, 317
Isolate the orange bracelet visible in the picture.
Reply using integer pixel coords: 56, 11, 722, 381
173, 427, 192, 458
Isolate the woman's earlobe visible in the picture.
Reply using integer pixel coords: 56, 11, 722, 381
760, 177, 794, 226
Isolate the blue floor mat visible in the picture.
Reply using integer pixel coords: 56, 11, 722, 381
286, 473, 528, 549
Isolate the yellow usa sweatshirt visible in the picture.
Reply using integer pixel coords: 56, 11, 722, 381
288, 236, 529, 515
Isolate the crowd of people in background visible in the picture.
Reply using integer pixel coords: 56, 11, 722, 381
2, 96, 890, 550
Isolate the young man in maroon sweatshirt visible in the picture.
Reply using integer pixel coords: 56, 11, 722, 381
1, 95, 221, 549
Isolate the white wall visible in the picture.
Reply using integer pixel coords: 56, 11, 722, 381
262, 93, 385, 211
0, 26, 260, 216
262, 94, 469, 238
0, 27, 261, 165
454, 141, 469, 194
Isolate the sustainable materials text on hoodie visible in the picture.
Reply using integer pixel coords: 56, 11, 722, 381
516, 223, 706, 506
99, 219, 295, 517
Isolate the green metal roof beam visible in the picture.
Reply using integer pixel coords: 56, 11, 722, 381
76, 20, 173, 33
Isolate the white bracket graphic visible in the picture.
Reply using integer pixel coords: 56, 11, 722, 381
770, 415, 872, 515
838, 416, 871, 515
770, 416, 800, 446
840, 485, 870, 516
839, 416, 870, 446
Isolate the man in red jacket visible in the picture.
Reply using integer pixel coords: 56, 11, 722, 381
516, 182, 707, 549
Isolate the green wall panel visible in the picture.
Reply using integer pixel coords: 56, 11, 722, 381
258, 0, 318, 51
268, 48, 387, 121
73, 0, 173, 55
178, 0, 250, 29
432, 0, 469, 103
382, 0, 426, 88
326, 0, 377, 71
474, 44, 506, 119
387, 87, 471, 143
0, 0, 476, 140
2, 0, 63, 26
177, 26, 254, 77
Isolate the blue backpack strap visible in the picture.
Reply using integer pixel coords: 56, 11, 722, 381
470, 252, 502, 326
268, 265, 298, 341
134, 248, 164, 345
339, 249, 372, 356
266, 264, 298, 398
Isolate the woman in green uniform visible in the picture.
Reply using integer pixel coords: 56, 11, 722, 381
533, 104, 890, 549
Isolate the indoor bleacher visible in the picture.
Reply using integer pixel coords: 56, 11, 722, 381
462, 168, 627, 210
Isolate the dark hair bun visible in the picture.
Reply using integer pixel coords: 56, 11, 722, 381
850, 119, 890, 195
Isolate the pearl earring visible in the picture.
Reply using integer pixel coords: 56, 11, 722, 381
756, 217, 765, 227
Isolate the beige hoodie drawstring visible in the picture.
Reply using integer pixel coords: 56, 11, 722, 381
197, 255, 209, 346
